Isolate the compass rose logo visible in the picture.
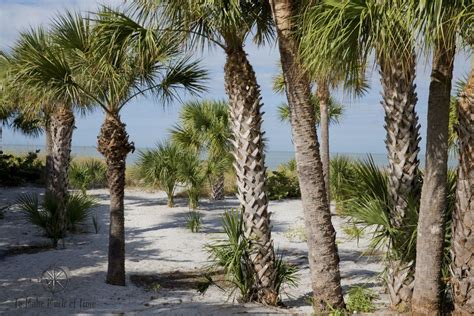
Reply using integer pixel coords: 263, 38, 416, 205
40, 266, 69, 294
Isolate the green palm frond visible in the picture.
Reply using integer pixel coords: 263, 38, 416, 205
277, 96, 344, 126
300, 0, 415, 82
132, 0, 274, 51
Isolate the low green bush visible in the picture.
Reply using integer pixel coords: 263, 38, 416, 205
346, 286, 378, 313
205, 209, 298, 303
17, 192, 96, 246
267, 171, 300, 200
69, 159, 107, 194
0, 151, 44, 186
186, 211, 202, 233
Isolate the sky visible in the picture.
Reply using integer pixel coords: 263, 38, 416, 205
0, 0, 472, 154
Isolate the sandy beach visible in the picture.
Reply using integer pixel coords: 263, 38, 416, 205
0, 187, 388, 315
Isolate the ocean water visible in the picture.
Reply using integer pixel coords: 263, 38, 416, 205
2, 144, 458, 170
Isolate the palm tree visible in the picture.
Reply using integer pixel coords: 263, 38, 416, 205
410, 1, 468, 313
300, 0, 420, 309
269, 0, 345, 312
451, 63, 474, 316
20, 10, 206, 285
447, 4, 474, 315
6, 27, 82, 239
450, 61, 473, 316
136, 0, 278, 303
170, 100, 232, 200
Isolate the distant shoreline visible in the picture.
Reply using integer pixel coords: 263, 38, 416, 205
1, 143, 458, 169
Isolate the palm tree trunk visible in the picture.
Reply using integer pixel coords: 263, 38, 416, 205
98, 113, 134, 286
50, 104, 74, 238
412, 35, 455, 315
224, 45, 277, 304
379, 54, 420, 310
210, 174, 225, 200
270, 0, 344, 312
44, 119, 54, 193
450, 63, 474, 316
316, 80, 331, 203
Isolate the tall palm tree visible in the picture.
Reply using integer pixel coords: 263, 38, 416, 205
410, 1, 468, 313
171, 100, 232, 200
20, 10, 206, 285
269, 0, 344, 312
300, 0, 420, 309
446, 3, 474, 315
135, 0, 278, 303
6, 27, 82, 239
451, 61, 474, 316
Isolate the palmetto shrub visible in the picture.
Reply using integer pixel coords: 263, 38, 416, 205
69, 158, 107, 194
137, 141, 210, 209
205, 209, 298, 303
329, 155, 358, 204
333, 155, 457, 298
186, 210, 202, 233
17, 192, 96, 246
179, 150, 207, 209
136, 142, 184, 207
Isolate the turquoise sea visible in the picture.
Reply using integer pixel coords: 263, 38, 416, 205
2, 144, 458, 170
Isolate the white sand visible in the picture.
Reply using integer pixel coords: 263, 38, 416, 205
0, 187, 389, 315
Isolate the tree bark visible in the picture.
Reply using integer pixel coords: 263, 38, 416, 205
210, 174, 225, 200
50, 104, 74, 239
379, 53, 420, 310
316, 80, 331, 203
224, 45, 277, 305
98, 113, 134, 286
450, 63, 474, 316
270, 0, 344, 312
412, 35, 455, 315
44, 119, 54, 193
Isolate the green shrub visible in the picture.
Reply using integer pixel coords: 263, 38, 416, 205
136, 142, 184, 207
345, 286, 378, 313
267, 159, 300, 201
66, 193, 97, 231
205, 209, 298, 303
179, 150, 207, 209
137, 141, 209, 209
267, 170, 300, 200
330, 155, 358, 204
337, 155, 457, 302
17, 192, 96, 246
186, 211, 202, 233
0, 151, 44, 186
69, 159, 107, 194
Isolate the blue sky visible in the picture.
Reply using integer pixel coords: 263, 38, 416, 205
0, 0, 471, 154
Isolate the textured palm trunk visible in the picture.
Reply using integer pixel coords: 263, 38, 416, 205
316, 81, 331, 203
379, 54, 420, 311
450, 65, 474, 316
210, 174, 225, 200
224, 45, 277, 305
44, 119, 54, 193
270, 0, 344, 312
412, 36, 455, 315
98, 113, 134, 286
50, 104, 74, 240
